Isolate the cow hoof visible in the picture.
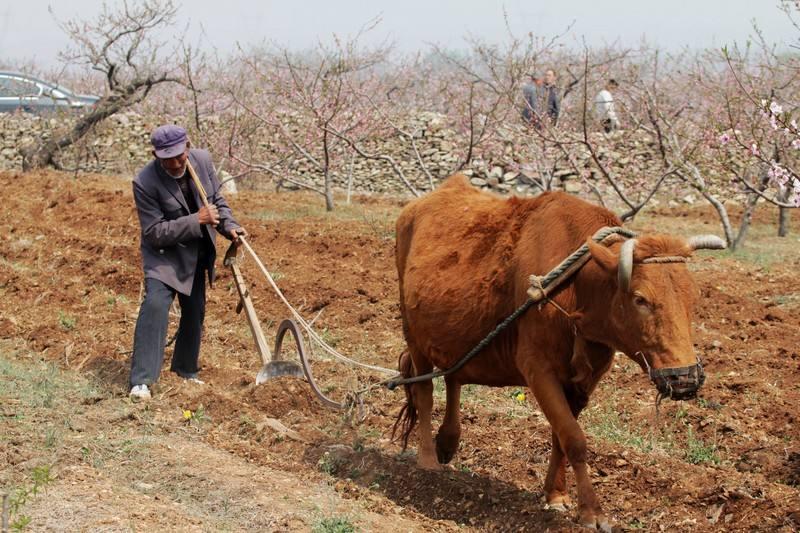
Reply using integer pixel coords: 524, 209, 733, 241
417, 456, 444, 471
544, 502, 569, 512
435, 434, 459, 464
579, 513, 612, 532
544, 493, 572, 509
435, 446, 455, 464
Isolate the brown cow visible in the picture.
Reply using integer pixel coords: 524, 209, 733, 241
394, 175, 724, 530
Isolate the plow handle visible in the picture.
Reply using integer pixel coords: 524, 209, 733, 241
225, 241, 272, 366
186, 160, 210, 208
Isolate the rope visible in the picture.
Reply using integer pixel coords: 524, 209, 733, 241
537, 226, 636, 288
530, 270, 572, 319
385, 298, 536, 390
238, 237, 396, 375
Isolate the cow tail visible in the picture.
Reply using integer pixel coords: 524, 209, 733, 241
391, 349, 417, 450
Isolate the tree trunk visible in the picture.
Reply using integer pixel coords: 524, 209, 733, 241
322, 129, 334, 212
695, 188, 735, 249
778, 207, 790, 237
324, 175, 334, 212
731, 171, 771, 250
777, 183, 790, 237
346, 151, 354, 204
21, 141, 60, 171
21, 99, 126, 172
20, 76, 174, 172
731, 193, 758, 252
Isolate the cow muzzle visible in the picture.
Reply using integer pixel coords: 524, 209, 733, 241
648, 360, 706, 400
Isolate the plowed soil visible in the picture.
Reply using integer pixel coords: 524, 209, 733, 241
1, 170, 799, 532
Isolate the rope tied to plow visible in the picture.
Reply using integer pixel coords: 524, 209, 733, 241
239, 237, 396, 376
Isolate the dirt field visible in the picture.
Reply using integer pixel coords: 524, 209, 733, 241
1, 170, 799, 532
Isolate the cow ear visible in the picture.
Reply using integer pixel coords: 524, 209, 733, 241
587, 238, 618, 274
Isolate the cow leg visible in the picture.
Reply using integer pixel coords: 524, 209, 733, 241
531, 373, 610, 531
408, 355, 441, 470
544, 430, 570, 509
545, 387, 591, 509
413, 378, 441, 470
435, 377, 461, 464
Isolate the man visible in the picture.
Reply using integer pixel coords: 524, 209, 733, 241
543, 69, 561, 124
129, 125, 246, 401
595, 78, 620, 133
521, 74, 542, 127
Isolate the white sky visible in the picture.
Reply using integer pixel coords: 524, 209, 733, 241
1, 0, 797, 68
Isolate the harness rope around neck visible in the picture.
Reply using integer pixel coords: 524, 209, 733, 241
530, 245, 691, 323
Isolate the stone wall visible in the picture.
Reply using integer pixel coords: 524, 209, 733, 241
0, 110, 719, 203
0, 112, 152, 176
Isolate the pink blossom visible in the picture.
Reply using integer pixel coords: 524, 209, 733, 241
719, 133, 730, 145
768, 162, 791, 188
769, 101, 783, 115
750, 142, 759, 156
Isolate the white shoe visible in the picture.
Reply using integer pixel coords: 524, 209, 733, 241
129, 384, 152, 401
175, 370, 204, 385
174, 370, 204, 385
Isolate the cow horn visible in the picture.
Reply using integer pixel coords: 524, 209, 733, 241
687, 235, 727, 250
617, 239, 637, 293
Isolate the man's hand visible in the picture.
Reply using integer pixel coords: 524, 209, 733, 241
231, 227, 248, 244
198, 204, 219, 226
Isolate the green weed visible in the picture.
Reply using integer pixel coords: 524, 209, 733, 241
6, 465, 55, 530
317, 451, 345, 476
0, 352, 99, 409
368, 471, 388, 490
44, 426, 58, 449
318, 328, 341, 349
583, 403, 661, 454
312, 515, 357, 533
106, 294, 130, 306
628, 518, 647, 529
456, 463, 473, 474
58, 312, 76, 331
684, 427, 721, 465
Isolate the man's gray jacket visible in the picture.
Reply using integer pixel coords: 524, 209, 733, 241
133, 149, 241, 296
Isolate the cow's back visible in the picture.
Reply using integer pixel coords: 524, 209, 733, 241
396, 175, 511, 285
396, 175, 534, 373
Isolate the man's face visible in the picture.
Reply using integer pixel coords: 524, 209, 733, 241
156, 144, 190, 177
545, 70, 555, 85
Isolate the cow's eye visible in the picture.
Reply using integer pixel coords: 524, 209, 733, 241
633, 293, 649, 308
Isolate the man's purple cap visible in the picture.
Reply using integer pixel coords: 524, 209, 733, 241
150, 125, 188, 159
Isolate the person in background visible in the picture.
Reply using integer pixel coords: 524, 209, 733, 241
129, 125, 247, 401
595, 78, 620, 133
543, 69, 561, 124
521, 74, 543, 128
